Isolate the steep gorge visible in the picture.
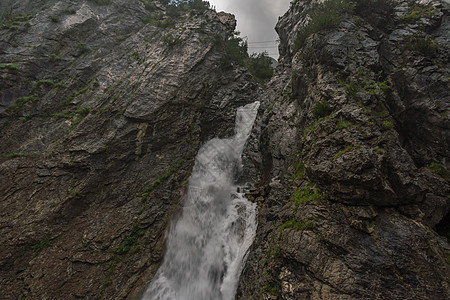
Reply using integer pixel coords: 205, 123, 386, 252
0, 0, 449, 299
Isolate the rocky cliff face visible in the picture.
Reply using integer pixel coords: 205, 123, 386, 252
1, 0, 449, 299
0, 1, 258, 298
238, 0, 450, 299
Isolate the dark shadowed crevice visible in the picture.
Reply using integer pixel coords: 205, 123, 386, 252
435, 210, 450, 242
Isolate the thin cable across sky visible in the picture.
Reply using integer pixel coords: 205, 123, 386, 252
208, 0, 291, 59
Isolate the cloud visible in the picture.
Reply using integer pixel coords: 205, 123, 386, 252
208, 0, 291, 57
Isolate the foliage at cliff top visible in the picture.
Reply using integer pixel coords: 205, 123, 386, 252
166, 0, 211, 15
293, 0, 355, 52
216, 34, 273, 82
246, 52, 274, 82
293, 0, 396, 52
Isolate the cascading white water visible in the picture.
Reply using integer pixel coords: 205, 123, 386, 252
142, 101, 260, 300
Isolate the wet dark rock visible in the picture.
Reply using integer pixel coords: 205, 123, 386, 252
238, 0, 449, 299
0, 1, 258, 299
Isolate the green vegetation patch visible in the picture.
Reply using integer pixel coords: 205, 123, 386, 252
339, 70, 391, 101
143, 0, 211, 25
279, 218, 316, 239
427, 162, 449, 181
113, 224, 144, 257
213, 34, 248, 70
61, 86, 90, 107
402, 4, 439, 22
444, 251, 450, 265
33, 79, 66, 92
62, 8, 77, 14
364, 76, 391, 97
344, 81, 361, 98
245, 52, 274, 82
142, 0, 158, 11
213, 32, 273, 81
332, 145, 354, 160
49, 54, 62, 63
23, 113, 33, 121
162, 33, 182, 50
88, 0, 113, 5
52, 106, 92, 129
262, 283, 279, 296
375, 148, 385, 154
6, 95, 39, 112
337, 121, 354, 129
18, 237, 50, 257
294, 0, 355, 52
405, 35, 439, 57
313, 100, 333, 118
377, 110, 388, 118
141, 158, 186, 202
291, 184, 324, 211
0, 153, 32, 159
0, 63, 18, 71
293, 161, 305, 181
354, 0, 395, 23
303, 119, 323, 137
105, 224, 144, 286
48, 15, 60, 23
381, 120, 393, 129
0, 12, 34, 30
144, 13, 176, 28
166, 0, 211, 17
76, 42, 92, 54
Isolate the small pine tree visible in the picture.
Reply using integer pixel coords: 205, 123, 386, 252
246, 52, 274, 82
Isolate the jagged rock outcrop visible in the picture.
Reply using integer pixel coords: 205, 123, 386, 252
0, 1, 259, 298
238, 0, 449, 299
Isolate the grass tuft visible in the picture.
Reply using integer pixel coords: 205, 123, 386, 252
291, 183, 325, 212
0, 63, 18, 71
427, 162, 449, 181
141, 158, 186, 202
313, 100, 333, 118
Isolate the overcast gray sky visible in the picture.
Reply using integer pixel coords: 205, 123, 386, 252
208, 0, 292, 58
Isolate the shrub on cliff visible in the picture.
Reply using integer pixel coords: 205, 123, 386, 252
354, 0, 395, 16
0, 12, 34, 30
214, 34, 274, 81
246, 52, 274, 82
142, 0, 158, 11
405, 35, 440, 57
0, 63, 18, 71
166, 0, 210, 16
215, 34, 248, 70
76, 42, 91, 55
187, 0, 210, 11
401, 2, 438, 22
88, 0, 113, 5
293, 0, 355, 52
313, 100, 333, 118
354, 0, 395, 28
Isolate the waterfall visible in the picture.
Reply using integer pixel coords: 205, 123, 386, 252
142, 101, 260, 300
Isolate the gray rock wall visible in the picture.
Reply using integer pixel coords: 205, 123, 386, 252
0, 1, 259, 298
238, 0, 449, 299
